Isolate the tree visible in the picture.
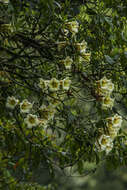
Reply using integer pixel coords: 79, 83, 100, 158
0, 0, 127, 189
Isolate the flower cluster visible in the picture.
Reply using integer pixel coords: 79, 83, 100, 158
39, 77, 71, 92
65, 20, 79, 35
6, 97, 39, 128
75, 41, 91, 63
106, 114, 123, 139
95, 114, 123, 154
97, 76, 114, 110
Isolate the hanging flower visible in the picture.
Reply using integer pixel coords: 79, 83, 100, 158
101, 96, 114, 110
96, 134, 113, 153
49, 78, 60, 92
6, 96, 19, 109
66, 20, 79, 34
98, 76, 114, 95
20, 99, 33, 113
113, 114, 123, 128
105, 142, 113, 155
106, 114, 122, 129
24, 114, 39, 128
75, 41, 87, 54
61, 56, 73, 69
61, 77, 71, 91
39, 79, 49, 90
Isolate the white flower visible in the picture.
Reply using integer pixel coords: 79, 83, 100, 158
105, 142, 113, 155
98, 134, 113, 150
6, 96, 19, 109
61, 56, 73, 69
49, 78, 60, 92
106, 114, 122, 131
39, 79, 48, 90
113, 114, 122, 128
102, 96, 114, 110
98, 76, 114, 95
24, 114, 39, 128
61, 77, 71, 91
66, 20, 79, 34
20, 99, 33, 113
96, 134, 113, 153
75, 41, 87, 54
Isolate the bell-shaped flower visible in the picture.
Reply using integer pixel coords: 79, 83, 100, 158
98, 134, 113, 151
66, 20, 79, 34
113, 114, 122, 128
102, 96, 114, 110
6, 96, 19, 109
98, 76, 114, 95
105, 142, 113, 155
20, 99, 33, 113
39, 79, 48, 90
75, 40, 87, 54
49, 78, 60, 92
24, 114, 39, 128
61, 56, 73, 69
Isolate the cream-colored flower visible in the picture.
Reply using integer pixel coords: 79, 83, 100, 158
75, 41, 87, 54
66, 20, 79, 34
61, 56, 73, 69
102, 96, 114, 110
6, 96, 19, 109
49, 78, 60, 92
98, 134, 112, 151
113, 114, 122, 128
39, 79, 48, 90
20, 99, 33, 113
98, 76, 114, 95
24, 114, 39, 128
61, 77, 71, 91
105, 142, 113, 154
106, 114, 122, 131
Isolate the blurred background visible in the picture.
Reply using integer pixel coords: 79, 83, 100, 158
32, 162, 127, 190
